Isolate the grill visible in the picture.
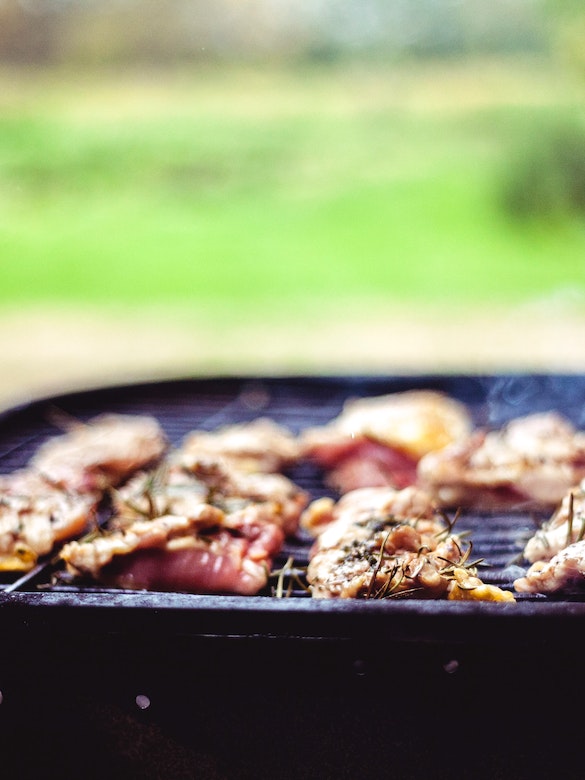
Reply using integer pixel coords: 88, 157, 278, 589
1, 373, 584, 780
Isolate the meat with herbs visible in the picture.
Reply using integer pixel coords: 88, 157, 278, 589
60, 441, 310, 594
513, 484, 585, 595
514, 539, 585, 595
300, 390, 472, 494
60, 502, 285, 595
115, 454, 309, 537
417, 411, 585, 511
302, 486, 515, 602
521, 486, 585, 565
0, 469, 98, 571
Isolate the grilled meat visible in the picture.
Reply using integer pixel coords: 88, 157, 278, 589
417, 412, 585, 511
178, 417, 301, 474
60, 503, 285, 595
514, 539, 585, 594
513, 484, 585, 595
115, 454, 309, 537
301, 484, 438, 542
0, 469, 98, 571
31, 413, 168, 493
522, 487, 585, 564
61, 439, 309, 594
302, 486, 515, 602
176, 455, 309, 536
300, 390, 472, 494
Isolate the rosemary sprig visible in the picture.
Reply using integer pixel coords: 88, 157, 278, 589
435, 507, 461, 539
436, 539, 485, 579
270, 556, 309, 598
366, 529, 392, 599
565, 491, 575, 549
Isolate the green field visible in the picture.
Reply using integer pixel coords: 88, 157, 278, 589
1, 58, 585, 315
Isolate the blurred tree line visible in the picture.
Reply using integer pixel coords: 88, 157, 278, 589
0, 0, 552, 67
2, 0, 585, 224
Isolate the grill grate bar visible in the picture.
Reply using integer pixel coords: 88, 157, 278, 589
1, 558, 58, 593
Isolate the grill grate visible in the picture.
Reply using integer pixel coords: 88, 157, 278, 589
0, 372, 578, 602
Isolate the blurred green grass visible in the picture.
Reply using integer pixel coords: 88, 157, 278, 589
1, 59, 585, 314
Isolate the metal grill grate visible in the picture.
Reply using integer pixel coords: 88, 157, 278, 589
0, 372, 578, 602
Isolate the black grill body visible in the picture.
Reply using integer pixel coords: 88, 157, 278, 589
1, 373, 584, 779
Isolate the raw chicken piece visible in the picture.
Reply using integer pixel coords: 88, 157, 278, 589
417, 412, 585, 511
300, 390, 472, 494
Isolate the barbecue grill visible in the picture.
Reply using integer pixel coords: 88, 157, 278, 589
1, 373, 584, 780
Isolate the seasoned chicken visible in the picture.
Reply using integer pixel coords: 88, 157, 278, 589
300, 390, 472, 494
522, 487, 585, 564
178, 417, 301, 474
60, 502, 285, 595
302, 486, 515, 602
417, 411, 585, 511
31, 413, 168, 493
301, 484, 438, 542
114, 455, 309, 536
0, 468, 98, 571
184, 455, 309, 532
514, 483, 585, 594
514, 539, 585, 595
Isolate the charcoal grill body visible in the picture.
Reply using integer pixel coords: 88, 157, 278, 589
0, 373, 583, 779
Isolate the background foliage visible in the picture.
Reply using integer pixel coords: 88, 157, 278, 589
0, 0, 584, 317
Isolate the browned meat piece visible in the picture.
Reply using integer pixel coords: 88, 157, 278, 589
31, 413, 168, 493
300, 390, 472, 494
178, 418, 301, 474
0, 468, 98, 571
417, 412, 585, 511
60, 502, 285, 595
302, 486, 515, 602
